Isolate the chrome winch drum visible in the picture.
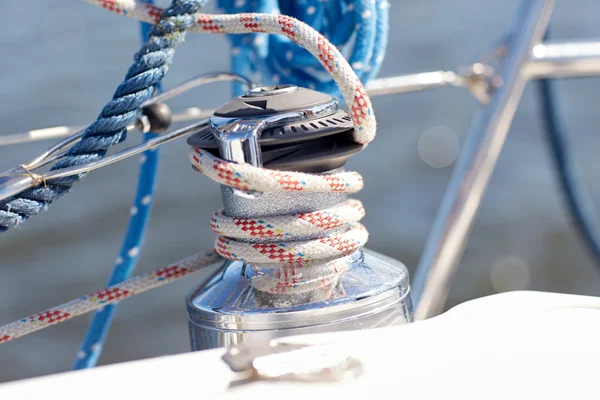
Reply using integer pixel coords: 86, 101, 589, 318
186, 85, 413, 350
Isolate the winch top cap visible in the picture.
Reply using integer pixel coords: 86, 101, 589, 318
213, 85, 337, 119
187, 85, 364, 173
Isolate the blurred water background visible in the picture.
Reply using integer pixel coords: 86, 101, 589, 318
2, 0, 600, 383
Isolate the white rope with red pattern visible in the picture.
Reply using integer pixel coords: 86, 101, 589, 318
189, 146, 369, 294
210, 199, 366, 238
92, 1, 378, 293
0, 2, 380, 343
0, 252, 221, 344
85, 0, 377, 144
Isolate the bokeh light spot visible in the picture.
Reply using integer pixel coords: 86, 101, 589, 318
418, 126, 460, 168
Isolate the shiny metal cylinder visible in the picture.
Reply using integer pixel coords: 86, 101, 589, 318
187, 187, 412, 351
187, 249, 411, 350
187, 84, 412, 350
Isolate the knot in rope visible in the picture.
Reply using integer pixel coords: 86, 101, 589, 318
190, 148, 369, 294
0, 0, 207, 232
217, 0, 390, 95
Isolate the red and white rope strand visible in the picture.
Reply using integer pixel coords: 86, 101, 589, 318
191, 148, 364, 193
190, 148, 369, 294
85, 0, 377, 144
0, 1, 380, 344
0, 252, 220, 344
210, 199, 365, 239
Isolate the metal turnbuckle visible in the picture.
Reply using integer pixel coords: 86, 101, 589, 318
0, 72, 256, 203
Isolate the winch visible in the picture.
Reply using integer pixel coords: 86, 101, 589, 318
186, 84, 413, 350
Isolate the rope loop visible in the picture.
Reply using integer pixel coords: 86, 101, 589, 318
218, 0, 390, 95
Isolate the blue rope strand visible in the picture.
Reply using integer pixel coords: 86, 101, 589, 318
72, 140, 159, 368
217, 0, 390, 96
537, 77, 600, 265
536, 29, 600, 269
72, 2, 162, 369
0, 0, 206, 232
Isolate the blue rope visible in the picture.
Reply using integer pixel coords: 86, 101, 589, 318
72, 1, 162, 370
217, 0, 390, 95
0, 0, 206, 232
537, 78, 600, 263
536, 30, 600, 269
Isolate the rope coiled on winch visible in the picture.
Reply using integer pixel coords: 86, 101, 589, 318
191, 149, 368, 294
169, 9, 377, 293
0, 0, 206, 232
209, 199, 366, 293
69, 0, 385, 367
0, 3, 378, 342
